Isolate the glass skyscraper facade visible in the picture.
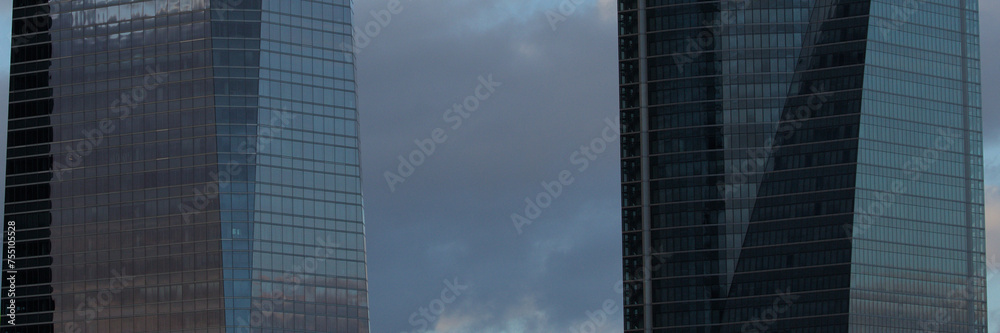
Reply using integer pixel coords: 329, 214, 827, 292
4, 0, 368, 332
619, 0, 985, 332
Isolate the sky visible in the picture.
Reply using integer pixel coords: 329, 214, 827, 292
0, 1, 997, 332
354, 1, 625, 331
978, 0, 1000, 328
352, 0, 626, 331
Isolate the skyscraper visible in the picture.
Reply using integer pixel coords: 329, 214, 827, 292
619, 0, 985, 332
4, 0, 369, 332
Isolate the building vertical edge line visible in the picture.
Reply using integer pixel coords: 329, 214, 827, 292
959, 0, 978, 329
636, 0, 652, 332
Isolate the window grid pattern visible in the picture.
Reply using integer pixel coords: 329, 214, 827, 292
6, 0, 225, 332
620, 0, 985, 332
849, 0, 986, 331
3, 0, 369, 332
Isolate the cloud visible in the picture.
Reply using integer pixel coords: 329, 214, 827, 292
355, 0, 624, 332
979, 0, 1000, 144
981, 1, 1000, 324
597, 0, 616, 23
985, 153, 1000, 185
986, 185, 1000, 333
431, 295, 624, 333
432, 297, 551, 333
987, 186, 999, 253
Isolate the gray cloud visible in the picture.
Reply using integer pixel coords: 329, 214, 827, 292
355, 1, 625, 332
982, 0, 1000, 146
977, 2, 1000, 331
